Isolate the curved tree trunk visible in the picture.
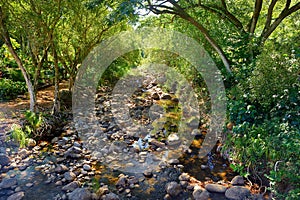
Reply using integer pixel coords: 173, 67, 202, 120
0, 7, 36, 112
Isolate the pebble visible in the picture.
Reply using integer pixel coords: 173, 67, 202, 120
82, 164, 91, 171
143, 169, 153, 178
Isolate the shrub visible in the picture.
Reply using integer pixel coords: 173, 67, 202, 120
0, 78, 27, 100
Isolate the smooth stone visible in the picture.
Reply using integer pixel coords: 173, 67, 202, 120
62, 181, 79, 191
225, 186, 251, 200
205, 184, 227, 193
231, 175, 245, 186
7, 191, 25, 200
68, 188, 92, 200
165, 181, 182, 197
168, 159, 179, 165
83, 164, 91, 171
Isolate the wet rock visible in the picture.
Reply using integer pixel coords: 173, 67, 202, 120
103, 192, 120, 200
64, 171, 76, 181
165, 181, 182, 197
231, 175, 244, 186
7, 191, 25, 200
68, 188, 92, 200
0, 177, 17, 189
0, 154, 10, 166
205, 184, 227, 193
225, 186, 251, 200
62, 181, 79, 191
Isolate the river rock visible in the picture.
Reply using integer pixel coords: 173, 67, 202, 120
68, 188, 91, 200
0, 177, 17, 189
62, 181, 79, 191
143, 169, 153, 178
83, 164, 91, 171
103, 192, 120, 200
179, 173, 190, 181
165, 181, 182, 197
231, 175, 244, 186
205, 184, 227, 193
168, 159, 179, 165
0, 154, 10, 166
64, 171, 76, 181
225, 186, 251, 200
7, 191, 25, 200
193, 189, 210, 200
161, 94, 172, 100
116, 176, 127, 188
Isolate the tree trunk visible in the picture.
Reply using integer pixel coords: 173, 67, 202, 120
52, 47, 60, 114
0, 7, 36, 112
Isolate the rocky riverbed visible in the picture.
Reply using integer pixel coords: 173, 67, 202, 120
0, 78, 268, 200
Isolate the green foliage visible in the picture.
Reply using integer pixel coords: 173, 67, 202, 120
10, 124, 28, 148
0, 78, 27, 100
24, 110, 43, 132
249, 51, 299, 110
226, 51, 300, 198
226, 119, 300, 199
10, 111, 44, 147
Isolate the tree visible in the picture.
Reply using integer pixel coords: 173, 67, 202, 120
142, 0, 300, 75
55, 0, 130, 90
0, 6, 36, 111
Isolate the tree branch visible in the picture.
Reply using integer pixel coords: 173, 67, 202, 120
261, 1, 300, 44
247, 0, 263, 34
